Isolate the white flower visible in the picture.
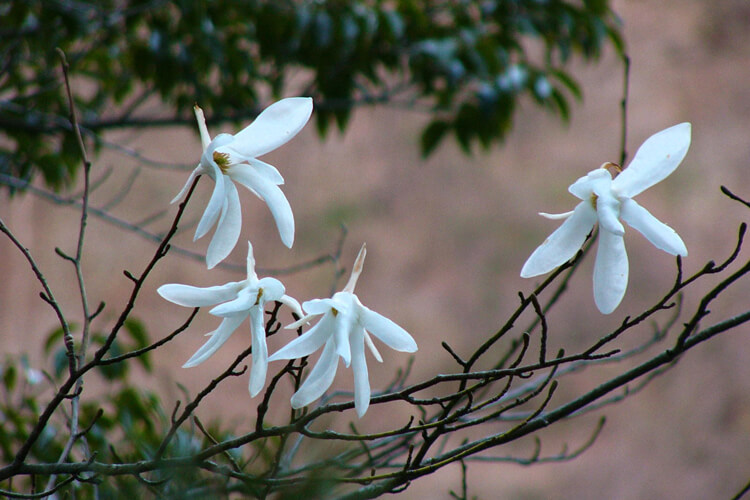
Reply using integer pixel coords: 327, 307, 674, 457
172, 97, 313, 268
520, 123, 691, 314
268, 244, 418, 417
157, 242, 302, 396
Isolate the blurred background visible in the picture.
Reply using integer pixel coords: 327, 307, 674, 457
2, 0, 750, 498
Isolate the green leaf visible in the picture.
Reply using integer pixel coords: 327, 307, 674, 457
421, 120, 450, 157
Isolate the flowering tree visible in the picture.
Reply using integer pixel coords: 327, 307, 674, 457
2, 3, 750, 500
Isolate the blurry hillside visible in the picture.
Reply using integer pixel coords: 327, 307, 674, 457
2, 0, 750, 498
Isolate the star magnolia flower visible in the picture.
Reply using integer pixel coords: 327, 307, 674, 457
268, 244, 418, 417
157, 242, 302, 396
520, 122, 691, 314
172, 97, 313, 268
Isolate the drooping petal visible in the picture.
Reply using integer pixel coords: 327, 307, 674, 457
593, 229, 629, 314
358, 302, 417, 353
520, 202, 597, 278
269, 312, 336, 361
302, 298, 340, 315
568, 171, 599, 200
230, 166, 295, 248
364, 331, 383, 362
539, 210, 575, 220
194, 166, 226, 241
183, 314, 247, 367
256, 277, 286, 301
595, 191, 625, 236
248, 306, 268, 397
290, 339, 339, 409
206, 180, 242, 269
229, 97, 313, 158
350, 330, 371, 417
334, 306, 355, 367
620, 198, 687, 256
278, 294, 304, 318
612, 123, 691, 198
171, 166, 203, 205
158, 282, 241, 307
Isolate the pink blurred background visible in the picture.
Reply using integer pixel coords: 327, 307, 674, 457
2, 0, 750, 497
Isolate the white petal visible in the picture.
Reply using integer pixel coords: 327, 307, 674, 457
350, 331, 371, 417
364, 331, 383, 362
620, 198, 687, 256
593, 229, 629, 314
230, 166, 295, 248
206, 180, 242, 269
278, 294, 304, 318
193, 105, 212, 151
210, 288, 255, 317
302, 298, 339, 315
342, 243, 367, 293
334, 309, 354, 367
520, 202, 597, 278
613, 123, 691, 198
230, 97, 313, 158
245, 241, 258, 281
257, 277, 286, 302
358, 302, 417, 353
158, 282, 240, 307
285, 313, 320, 330
171, 166, 203, 205
290, 339, 339, 409
248, 307, 268, 397
539, 210, 574, 220
194, 167, 227, 241
269, 312, 335, 361
568, 169, 609, 200
182, 314, 247, 367
595, 191, 624, 236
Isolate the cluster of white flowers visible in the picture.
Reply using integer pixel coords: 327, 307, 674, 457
158, 96, 691, 416
158, 98, 417, 417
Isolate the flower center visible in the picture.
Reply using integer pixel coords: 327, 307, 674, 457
213, 151, 231, 173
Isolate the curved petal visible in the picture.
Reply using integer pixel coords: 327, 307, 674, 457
171, 166, 203, 205
358, 302, 417, 353
230, 166, 295, 248
593, 229, 629, 314
520, 202, 597, 278
278, 294, 304, 318
268, 312, 335, 361
182, 314, 247, 367
193, 105, 212, 151
613, 123, 691, 198
364, 331, 383, 362
230, 97, 313, 158
194, 167, 227, 241
210, 288, 255, 317
350, 331, 371, 417
342, 244, 367, 293
248, 307, 268, 397
620, 198, 687, 256
334, 308, 354, 367
290, 339, 339, 409
257, 277, 286, 302
568, 169, 608, 200
206, 180, 242, 269
158, 282, 240, 307
595, 191, 624, 236
302, 298, 339, 315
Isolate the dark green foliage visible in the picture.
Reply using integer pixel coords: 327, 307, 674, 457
0, 0, 622, 191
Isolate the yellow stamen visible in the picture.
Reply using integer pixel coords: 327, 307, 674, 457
213, 151, 231, 173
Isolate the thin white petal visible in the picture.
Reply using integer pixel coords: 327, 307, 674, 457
334, 309, 354, 367
358, 303, 417, 353
539, 210, 574, 220
248, 307, 268, 397
613, 123, 691, 198
269, 312, 335, 361
230, 166, 295, 248
620, 198, 687, 256
230, 97, 313, 158
257, 277, 286, 302
595, 192, 624, 236
350, 332, 371, 417
285, 313, 320, 330
171, 166, 203, 205
206, 181, 242, 269
158, 282, 240, 307
290, 339, 339, 409
343, 244, 367, 293
182, 314, 247, 367
194, 168, 226, 241
520, 202, 597, 278
193, 105, 212, 151
593, 229, 629, 314
364, 331, 383, 362
245, 241, 258, 281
